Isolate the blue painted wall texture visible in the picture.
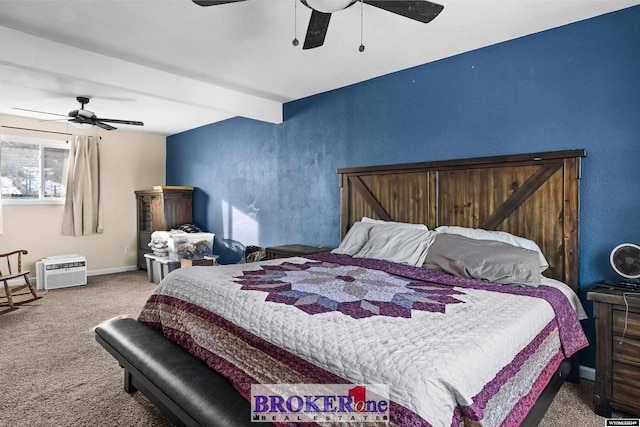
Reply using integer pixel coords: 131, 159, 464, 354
167, 6, 640, 368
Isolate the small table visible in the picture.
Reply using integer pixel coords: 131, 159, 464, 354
265, 244, 333, 260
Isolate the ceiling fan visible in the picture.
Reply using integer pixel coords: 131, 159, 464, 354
192, 0, 444, 50
13, 96, 144, 131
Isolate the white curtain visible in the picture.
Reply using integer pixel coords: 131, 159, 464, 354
61, 135, 103, 236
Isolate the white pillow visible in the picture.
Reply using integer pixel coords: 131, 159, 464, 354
332, 219, 430, 257
331, 222, 375, 256
435, 225, 549, 272
353, 225, 437, 267
361, 216, 428, 230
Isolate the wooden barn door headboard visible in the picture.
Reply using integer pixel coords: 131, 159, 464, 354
337, 149, 586, 291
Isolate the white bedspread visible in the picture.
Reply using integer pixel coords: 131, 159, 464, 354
139, 255, 588, 426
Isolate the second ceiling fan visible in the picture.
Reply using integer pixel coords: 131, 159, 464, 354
14, 96, 144, 131
192, 0, 444, 50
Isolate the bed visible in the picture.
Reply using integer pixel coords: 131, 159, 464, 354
96, 149, 588, 427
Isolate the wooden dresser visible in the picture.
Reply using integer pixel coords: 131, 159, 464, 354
135, 186, 193, 270
587, 288, 640, 417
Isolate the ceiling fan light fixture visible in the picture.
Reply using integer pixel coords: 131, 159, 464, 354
77, 110, 95, 119
305, 0, 354, 13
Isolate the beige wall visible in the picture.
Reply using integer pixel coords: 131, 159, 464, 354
0, 114, 166, 277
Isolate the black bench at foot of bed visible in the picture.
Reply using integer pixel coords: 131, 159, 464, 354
95, 317, 266, 427
95, 317, 578, 427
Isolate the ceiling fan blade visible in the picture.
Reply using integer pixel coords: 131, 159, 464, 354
70, 117, 117, 131
363, 0, 444, 23
192, 0, 248, 6
93, 121, 117, 131
12, 107, 68, 117
303, 10, 332, 50
94, 118, 144, 126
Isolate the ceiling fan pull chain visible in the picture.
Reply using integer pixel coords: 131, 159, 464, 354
359, 0, 365, 52
292, 0, 299, 47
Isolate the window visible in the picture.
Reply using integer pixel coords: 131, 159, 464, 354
1, 135, 70, 203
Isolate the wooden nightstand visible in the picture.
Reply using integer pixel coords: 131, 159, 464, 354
265, 244, 333, 260
587, 287, 640, 417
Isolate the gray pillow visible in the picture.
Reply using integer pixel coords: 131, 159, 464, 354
423, 234, 542, 286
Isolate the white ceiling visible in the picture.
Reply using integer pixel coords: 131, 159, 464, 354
0, 0, 638, 136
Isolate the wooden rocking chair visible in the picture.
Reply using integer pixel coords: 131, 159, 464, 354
0, 250, 40, 314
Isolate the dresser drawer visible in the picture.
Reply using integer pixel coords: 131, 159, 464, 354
613, 334, 640, 365
613, 308, 640, 339
612, 362, 640, 414
612, 308, 640, 366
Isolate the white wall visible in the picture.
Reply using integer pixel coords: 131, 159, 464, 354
0, 114, 166, 276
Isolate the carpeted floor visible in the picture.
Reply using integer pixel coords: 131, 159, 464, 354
1, 271, 171, 427
0, 270, 626, 426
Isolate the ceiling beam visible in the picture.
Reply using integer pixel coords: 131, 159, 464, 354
0, 26, 283, 125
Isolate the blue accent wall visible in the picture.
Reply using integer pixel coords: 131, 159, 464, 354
167, 6, 640, 368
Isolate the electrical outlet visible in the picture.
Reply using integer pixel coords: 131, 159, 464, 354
125, 246, 132, 255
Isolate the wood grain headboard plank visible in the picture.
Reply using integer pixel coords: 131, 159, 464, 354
479, 162, 562, 230
337, 150, 585, 175
349, 176, 393, 221
563, 157, 581, 291
337, 149, 586, 292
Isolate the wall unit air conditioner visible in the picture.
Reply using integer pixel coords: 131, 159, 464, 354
36, 254, 87, 291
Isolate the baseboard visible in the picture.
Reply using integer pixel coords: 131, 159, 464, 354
87, 265, 139, 277
30, 265, 140, 287
580, 365, 595, 382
